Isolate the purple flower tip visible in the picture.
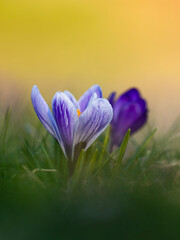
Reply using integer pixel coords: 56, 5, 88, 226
108, 88, 148, 149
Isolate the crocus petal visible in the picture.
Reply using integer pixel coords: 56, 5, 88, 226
64, 90, 79, 109
116, 98, 147, 131
108, 92, 116, 107
126, 99, 148, 133
111, 98, 148, 146
87, 92, 99, 107
78, 85, 102, 112
119, 88, 140, 102
113, 88, 140, 123
52, 92, 78, 160
31, 85, 61, 141
73, 98, 113, 159
130, 112, 147, 133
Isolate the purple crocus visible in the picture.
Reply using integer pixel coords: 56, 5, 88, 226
31, 85, 113, 166
108, 88, 148, 150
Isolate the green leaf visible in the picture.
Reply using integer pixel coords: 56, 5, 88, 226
125, 128, 157, 170
98, 127, 110, 166
22, 165, 46, 188
40, 142, 54, 169
86, 148, 98, 176
93, 147, 113, 175
1, 108, 11, 153
112, 129, 131, 175
117, 129, 131, 165
71, 149, 85, 181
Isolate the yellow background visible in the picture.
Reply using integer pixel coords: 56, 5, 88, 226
0, 0, 180, 128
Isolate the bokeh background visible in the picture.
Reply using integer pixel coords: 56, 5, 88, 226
0, 0, 180, 129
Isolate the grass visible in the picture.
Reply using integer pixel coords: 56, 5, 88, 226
1, 106, 180, 239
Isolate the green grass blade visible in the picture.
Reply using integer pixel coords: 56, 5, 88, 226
112, 129, 131, 174
22, 165, 46, 188
86, 148, 98, 176
71, 149, 85, 181
98, 127, 110, 166
1, 108, 11, 153
21, 138, 41, 169
40, 143, 54, 169
93, 147, 114, 175
125, 128, 157, 170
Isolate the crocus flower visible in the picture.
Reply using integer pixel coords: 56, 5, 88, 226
108, 88, 148, 150
31, 85, 113, 166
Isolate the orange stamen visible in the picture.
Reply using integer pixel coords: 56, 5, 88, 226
77, 109, 81, 117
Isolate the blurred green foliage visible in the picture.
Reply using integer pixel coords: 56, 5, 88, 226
0, 107, 180, 239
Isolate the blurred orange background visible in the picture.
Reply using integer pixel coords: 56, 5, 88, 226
0, 0, 180, 128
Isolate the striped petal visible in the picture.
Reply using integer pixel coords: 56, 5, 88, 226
31, 85, 61, 142
64, 90, 79, 109
52, 92, 78, 160
78, 85, 102, 113
73, 98, 113, 159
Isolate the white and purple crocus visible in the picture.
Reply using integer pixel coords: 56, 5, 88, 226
108, 88, 148, 151
31, 85, 113, 166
